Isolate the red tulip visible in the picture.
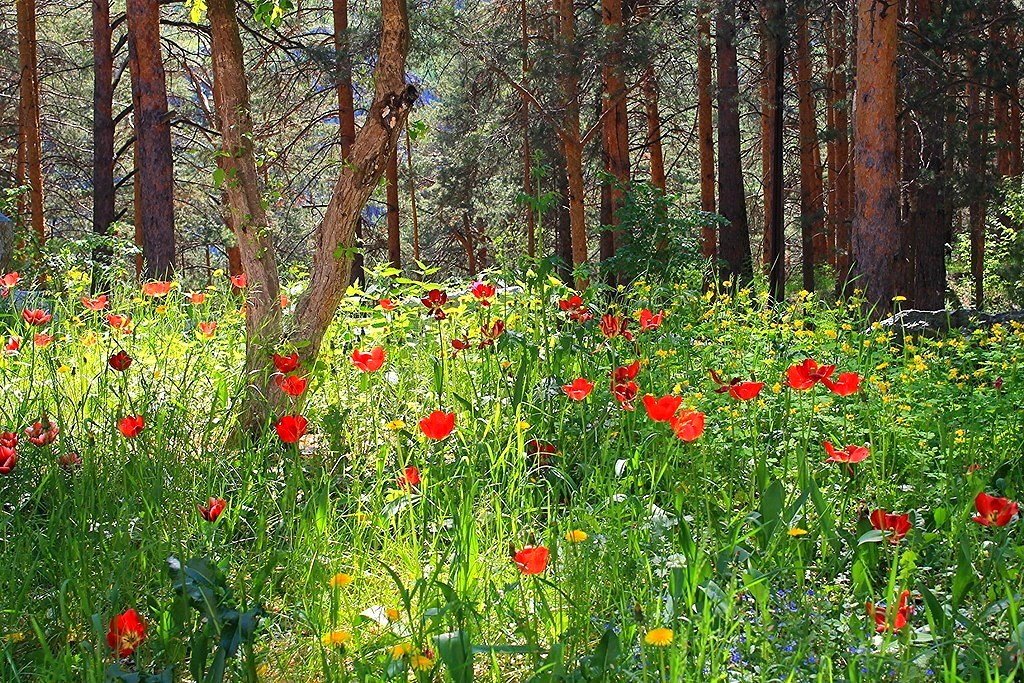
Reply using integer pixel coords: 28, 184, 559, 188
141, 281, 172, 297
33, 333, 53, 347
670, 410, 706, 442
25, 419, 59, 447
107, 608, 147, 657
230, 273, 248, 289
470, 281, 495, 305
421, 289, 448, 320
118, 415, 145, 439
562, 378, 595, 401
972, 492, 1019, 527
398, 465, 421, 489
275, 414, 308, 444
351, 346, 385, 372
1, 272, 20, 289
479, 320, 505, 347
419, 411, 456, 440
187, 291, 207, 305
513, 545, 550, 575
612, 361, 640, 384
198, 321, 217, 338
558, 294, 592, 322
525, 440, 558, 467
710, 371, 765, 401
58, 452, 82, 470
198, 497, 227, 522
108, 350, 133, 372
823, 441, 869, 464
1, 432, 17, 449
451, 338, 471, 352
273, 351, 300, 374
21, 308, 52, 326
786, 359, 836, 390
600, 314, 632, 340
276, 374, 308, 397
0, 445, 17, 475
379, 298, 396, 311
642, 394, 683, 422
866, 590, 911, 633
869, 509, 911, 544
823, 372, 861, 396
81, 294, 108, 311
612, 381, 638, 410
638, 308, 665, 331
106, 314, 132, 332
3, 336, 20, 356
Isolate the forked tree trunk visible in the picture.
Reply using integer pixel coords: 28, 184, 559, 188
852, 0, 899, 315
716, 0, 753, 285
795, 0, 824, 292
126, 0, 175, 280
696, 0, 716, 261
16, 0, 45, 253
386, 145, 401, 268
92, 0, 115, 289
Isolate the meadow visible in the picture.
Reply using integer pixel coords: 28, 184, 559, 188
1, 264, 1023, 682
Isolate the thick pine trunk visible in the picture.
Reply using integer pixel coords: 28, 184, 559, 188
716, 0, 753, 285
386, 145, 401, 268
966, 51, 987, 308
92, 0, 115, 289
696, 0, 716, 260
126, 0, 175, 280
852, 0, 899, 315
16, 0, 45, 254
795, 1, 824, 292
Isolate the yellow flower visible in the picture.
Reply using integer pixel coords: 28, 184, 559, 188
321, 630, 351, 647
644, 627, 674, 647
517, 420, 531, 432
329, 572, 354, 588
564, 529, 588, 543
3, 632, 25, 643
410, 654, 434, 670
787, 527, 808, 537
386, 608, 401, 622
385, 419, 406, 431
893, 295, 907, 302
391, 642, 413, 658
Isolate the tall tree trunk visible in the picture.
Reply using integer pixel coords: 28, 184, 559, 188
759, 31, 773, 268
521, 0, 536, 256
600, 0, 629, 276
795, 0, 824, 292
764, 0, 786, 301
716, 0, 753, 285
697, 0, 716, 261
640, 4, 666, 193
16, 0, 45, 254
555, 0, 587, 288
126, 0, 175, 280
92, 0, 115, 290
830, 0, 853, 295
966, 47, 988, 308
852, 0, 899, 315
555, 156, 573, 281
334, 0, 364, 285
385, 145, 401, 268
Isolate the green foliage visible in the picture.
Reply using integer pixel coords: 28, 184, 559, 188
992, 178, 1024, 307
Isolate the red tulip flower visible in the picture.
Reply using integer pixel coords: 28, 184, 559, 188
1, 271, 20, 290
273, 352, 300, 374
642, 394, 683, 422
230, 273, 248, 289
107, 608, 147, 658
525, 439, 558, 467
513, 545, 550, 575
823, 441, 870, 464
82, 294, 108, 311
108, 350, 133, 372
972, 492, 1019, 527
638, 309, 665, 331
25, 419, 59, 447
4, 336, 20, 355
869, 509, 911, 544
351, 346, 386, 372
558, 294, 592, 322
419, 411, 456, 440
562, 378, 594, 401
398, 465, 421, 489
451, 338, 471, 352
198, 497, 227, 522
275, 414, 308, 444
866, 590, 911, 633
479, 319, 506, 347
670, 410, 706, 442
58, 452, 82, 470
612, 361, 640, 384
1, 432, 17, 449
612, 381, 638, 410
786, 359, 836, 390
379, 298, 396, 311
421, 289, 448, 320
106, 314, 132, 332
599, 314, 632, 340
187, 291, 207, 305
118, 415, 145, 439
823, 372, 861, 396
33, 333, 54, 347
22, 308, 52, 326
0, 445, 17, 475
276, 374, 308, 397
141, 281, 172, 297
710, 371, 764, 401
470, 281, 495, 305
197, 322, 217, 338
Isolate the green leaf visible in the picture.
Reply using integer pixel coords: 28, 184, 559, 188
857, 530, 885, 545
435, 631, 474, 683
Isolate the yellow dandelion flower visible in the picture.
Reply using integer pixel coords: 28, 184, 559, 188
788, 527, 808, 537
391, 642, 413, 658
385, 419, 406, 431
386, 608, 401, 622
321, 630, 351, 647
329, 572, 354, 589
517, 420, 531, 432
564, 529, 588, 543
644, 627, 674, 647
410, 654, 434, 670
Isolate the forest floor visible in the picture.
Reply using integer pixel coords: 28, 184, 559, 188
1, 266, 1023, 682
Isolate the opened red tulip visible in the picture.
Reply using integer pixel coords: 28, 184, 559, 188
351, 346, 385, 372
823, 441, 869, 464
4, 336, 20, 355
81, 294, 108, 311
0, 445, 16, 475
107, 608, 147, 657
866, 590, 911, 633
106, 313, 132, 332
141, 281, 172, 297
198, 322, 217, 338
479, 320, 505, 347
33, 333, 53, 347
786, 359, 836, 390
273, 351, 300, 374
612, 381, 638, 410
419, 411, 456, 440
558, 294, 592, 322
525, 439, 558, 468
600, 314, 632, 340
513, 545, 550, 575
187, 291, 206, 305
276, 414, 308, 444
470, 281, 495, 305
638, 309, 665, 331
670, 410, 706, 442
421, 289, 448, 319
108, 350, 133, 372
0, 272, 20, 289
276, 374, 308, 397
26, 419, 59, 447
710, 371, 764, 401
58, 452, 82, 470
823, 372, 861, 396
972, 492, 1019, 527
562, 378, 594, 400
22, 308, 52, 326
118, 415, 145, 439
230, 273, 248, 288
398, 465, 421, 489
379, 298, 396, 311
198, 497, 227, 522
869, 509, 911, 544
642, 394, 683, 422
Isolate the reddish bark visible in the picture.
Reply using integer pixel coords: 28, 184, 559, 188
697, 0, 716, 261
764, 0, 786, 301
16, 0, 45, 253
600, 0, 629, 272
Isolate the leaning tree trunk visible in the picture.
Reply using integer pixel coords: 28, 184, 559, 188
716, 0, 753, 286
126, 0, 175, 280
16, 0, 45, 254
92, 0, 115, 290
852, 0, 899, 315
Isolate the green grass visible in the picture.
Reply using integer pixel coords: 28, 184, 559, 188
1, 267, 1023, 682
